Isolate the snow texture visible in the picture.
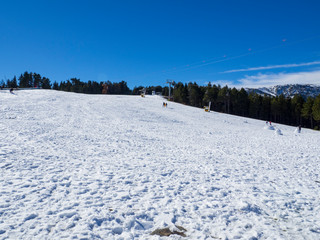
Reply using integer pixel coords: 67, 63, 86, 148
1, 89, 320, 239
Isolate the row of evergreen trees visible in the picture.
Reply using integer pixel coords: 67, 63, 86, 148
168, 82, 320, 130
53, 78, 131, 95
2, 72, 51, 89
1, 71, 320, 130
1, 72, 132, 95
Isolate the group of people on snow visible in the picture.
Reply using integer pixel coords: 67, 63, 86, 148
266, 120, 302, 133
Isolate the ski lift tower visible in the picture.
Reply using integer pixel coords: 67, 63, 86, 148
166, 79, 174, 101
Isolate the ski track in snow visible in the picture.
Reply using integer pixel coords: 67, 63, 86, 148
1, 89, 320, 239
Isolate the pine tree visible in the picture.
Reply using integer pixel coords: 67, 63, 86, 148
271, 96, 281, 122
7, 76, 18, 88
162, 86, 169, 97
119, 81, 131, 94
173, 82, 183, 103
41, 77, 51, 89
188, 82, 201, 107
302, 97, 314, 129
52, 82, 59, 90
261, 95, 271, 121
291, 94, 304, 125
248, 93, 262, 119
278, 94, 287, 123
33, 73, 42, 88
312, 94, 320, 129
173, 82, 188, 104
18, 72, 28, 88
236, 88, 249, 116
203, 83, 218, 110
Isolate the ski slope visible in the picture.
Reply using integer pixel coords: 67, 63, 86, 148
1, 89, 320, 239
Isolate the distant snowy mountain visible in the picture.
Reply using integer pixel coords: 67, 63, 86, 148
245, 84, 320, 98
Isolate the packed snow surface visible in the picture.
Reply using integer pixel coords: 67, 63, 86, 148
1, 90, 320, 239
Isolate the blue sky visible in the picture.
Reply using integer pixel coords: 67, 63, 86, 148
1, 0, 320, 89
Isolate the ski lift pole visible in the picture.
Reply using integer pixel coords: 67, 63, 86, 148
166, 79, 174, 101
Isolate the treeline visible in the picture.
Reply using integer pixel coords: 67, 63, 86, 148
53, 78, 131, 95
169, 82, 320, 130
0, 71, 162, 95
1, 71, 132, 95
1, 71, 51, 89
1, 72, 320, 130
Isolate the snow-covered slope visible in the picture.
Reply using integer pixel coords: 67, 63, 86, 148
246, 84, 320, 98
1, 90, 320, 239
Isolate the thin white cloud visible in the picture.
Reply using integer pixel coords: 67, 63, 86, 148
234, 70, 320, 88
223, 61, 320, 73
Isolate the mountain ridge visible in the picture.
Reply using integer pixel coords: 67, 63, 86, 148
245, 84, 320, 98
